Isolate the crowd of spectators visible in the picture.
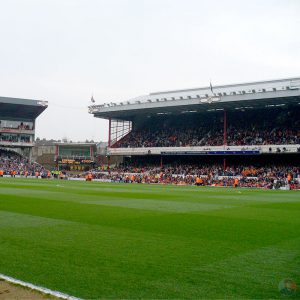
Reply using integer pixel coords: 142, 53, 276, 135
117, 107, 300, 148
0, 149, 47, 176
86, 163, 300, 189
1, 147, 299, 190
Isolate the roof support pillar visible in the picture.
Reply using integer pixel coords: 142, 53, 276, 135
223, 109, 227, 146
108, 118, 111, 147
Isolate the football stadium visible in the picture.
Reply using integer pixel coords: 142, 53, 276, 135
0, 77, 299, 299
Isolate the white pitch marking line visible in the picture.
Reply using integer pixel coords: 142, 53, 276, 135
0, 274, 82, 300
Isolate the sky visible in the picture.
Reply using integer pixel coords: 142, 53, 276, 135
0, 0, 299, 142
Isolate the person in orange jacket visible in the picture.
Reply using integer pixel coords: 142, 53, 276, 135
287, 173, 292, 184
196, 177, 203, 186
234, 178, 239, 188
86, 173, 93, 181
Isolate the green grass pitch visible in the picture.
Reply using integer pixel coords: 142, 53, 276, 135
0, 178, 299, 299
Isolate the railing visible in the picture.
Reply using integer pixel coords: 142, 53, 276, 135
0, 127, 34, 134
0, 141, 34, 147
110, 119, 132, 147
108, 144, 300, 156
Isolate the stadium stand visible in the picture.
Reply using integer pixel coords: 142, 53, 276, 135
0, 96, 48, 177
0, 148, 47, 176
117, 106, 300, 148
88, 77, 300, 189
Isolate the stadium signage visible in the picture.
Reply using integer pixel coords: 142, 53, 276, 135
200, 96, 221, 103
161, 150, 260, 155
57, 158, 94, 164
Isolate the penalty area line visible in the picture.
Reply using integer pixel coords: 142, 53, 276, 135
0, 273, 81, 300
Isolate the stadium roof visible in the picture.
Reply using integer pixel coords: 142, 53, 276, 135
0, 96, 48, 120
89, 77, 300, 120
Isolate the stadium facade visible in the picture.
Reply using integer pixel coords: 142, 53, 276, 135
0, 96, 48, 158
89, 77, 300, 163
32, 140, 100, 172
